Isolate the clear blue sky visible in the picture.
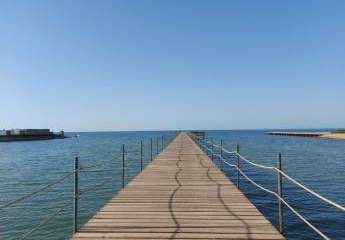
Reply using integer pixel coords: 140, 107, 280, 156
1, 0, 344, 131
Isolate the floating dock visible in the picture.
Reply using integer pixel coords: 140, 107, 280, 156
73, 132, 284, 239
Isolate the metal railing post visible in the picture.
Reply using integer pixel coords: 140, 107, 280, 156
161, 136, 164, 150
211, 138, 214, 161
204, 137, 207, 153
277, 152, 283, 233
150, 138, 153, 161
156, 137, 159, 155
73, 157, 79, 233
205, 138, 208, 156
220, 139, 223, 170
236, 144, 240, 188
122, 144, 125, 189
140, 140, 143, 171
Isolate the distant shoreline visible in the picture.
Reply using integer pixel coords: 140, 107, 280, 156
320, 133, 345, 140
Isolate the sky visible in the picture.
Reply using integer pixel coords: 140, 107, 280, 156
1, 0, 344, 131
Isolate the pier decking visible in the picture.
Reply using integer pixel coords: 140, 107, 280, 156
73, 132, 284, 239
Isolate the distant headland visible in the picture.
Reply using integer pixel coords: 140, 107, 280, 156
0, 129, 67, 142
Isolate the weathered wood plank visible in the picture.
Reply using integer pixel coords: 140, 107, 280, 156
73, 132, 284, 240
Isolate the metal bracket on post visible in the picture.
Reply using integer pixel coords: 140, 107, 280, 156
122, 144, 125, 189
236, 144, 240, 188
277, 152, 283, 233
73, 157, 79, 233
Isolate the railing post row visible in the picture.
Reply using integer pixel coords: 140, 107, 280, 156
73, 156, 79, 233
277, 152, 283, 233
236, 144, 240, 188
122, 144, 125, 189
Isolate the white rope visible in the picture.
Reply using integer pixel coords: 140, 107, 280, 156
0, 172, 73, 209
194, 135, 341, 239
221, 157, 330, 240
235, 152, 275, 170
222, 148, 235, 154
212, 143, 221, 149
275, 168, 345, 212
280, 197, 330, 240
18, 200, 70, 240
221, 158, 237, 168
197, 137, 345, 212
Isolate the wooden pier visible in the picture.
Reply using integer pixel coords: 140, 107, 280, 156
73, 132, 284, 239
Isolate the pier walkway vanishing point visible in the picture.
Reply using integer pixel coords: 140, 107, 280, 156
73, 132, 284, 239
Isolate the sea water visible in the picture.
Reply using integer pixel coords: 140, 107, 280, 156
0, 130, 344, 239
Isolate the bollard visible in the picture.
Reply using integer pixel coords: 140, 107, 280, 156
73, 157, 79, 233
122, 144, 125, 189
277, 152, 283, 233
236, 144, 240, 188
140, 141, 143, 171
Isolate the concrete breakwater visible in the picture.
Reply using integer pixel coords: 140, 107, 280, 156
268, 131, 345, 140
0, 129, 66, 142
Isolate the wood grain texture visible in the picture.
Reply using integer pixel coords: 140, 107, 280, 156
73, 132, 284, 239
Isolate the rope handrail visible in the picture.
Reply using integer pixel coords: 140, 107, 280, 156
80, 156, 121, 170
2, 133, 177, 239
1, 155, 124, 210
204, 137, 345, 213
220, 156, 330, 240
234, 152, 275, 170
79, 177, 114, 197
222, 148, 235, 155
78, 169, 116, 173
275, 168, 345, 212
193, 134, 344, 240
18, 200, 71, 240
0, 172, 74, 209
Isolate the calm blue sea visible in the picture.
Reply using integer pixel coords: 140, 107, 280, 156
0, 130, 344, 239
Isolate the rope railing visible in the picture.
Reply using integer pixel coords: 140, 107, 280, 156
234, 152, 275, 170
192, 134, 345, 240
221, 155, 330, 240
18, 200, 71, 240
0, 171, 74, 209
2, 132, 178, 240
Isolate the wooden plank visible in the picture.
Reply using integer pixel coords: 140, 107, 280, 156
73, 132, 284, 240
